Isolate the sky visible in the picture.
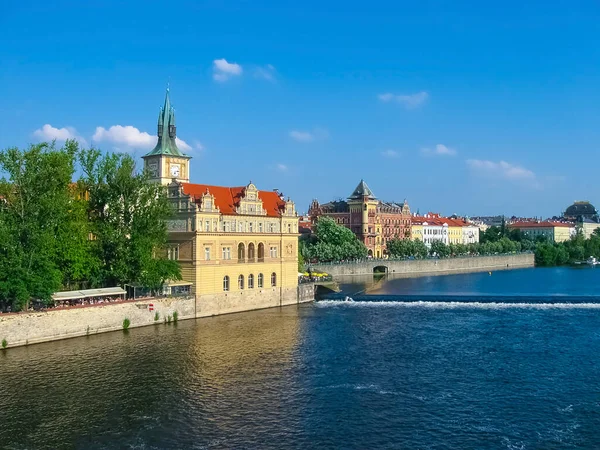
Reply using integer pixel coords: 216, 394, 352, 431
1, 1, 599, 217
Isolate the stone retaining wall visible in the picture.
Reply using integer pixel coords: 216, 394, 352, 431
0, 296, 196, 348
0, 286, 316, 349
311, 253, 535, 277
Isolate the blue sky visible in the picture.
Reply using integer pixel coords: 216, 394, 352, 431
1, 1, 599, 217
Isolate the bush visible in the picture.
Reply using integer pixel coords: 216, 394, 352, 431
1, 339, 7, 349
154, 312, 160, 322
173, 311, 178, 323
123, 318, 130, 330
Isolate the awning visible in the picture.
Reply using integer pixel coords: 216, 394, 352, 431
52, 287, 126, 302
166, 281, 193, 287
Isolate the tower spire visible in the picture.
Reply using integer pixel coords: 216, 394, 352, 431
143, 88, 189, 158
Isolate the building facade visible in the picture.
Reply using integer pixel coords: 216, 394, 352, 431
578, 218, 600, 239
308, 180, 411, 258
142, 89, 301, 312
412, 214, 480, 246
509, 221, 574, 243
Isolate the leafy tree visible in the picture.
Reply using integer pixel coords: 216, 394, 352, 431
0, 142, 85, 310
387, 238, 428, 259
430, 241, 450, 258
301, 216, 368, 262
480, 226, 502, 243
79, 149, 180, 289
535, 243, 557, 266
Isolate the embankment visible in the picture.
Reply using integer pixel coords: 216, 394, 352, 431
0, 284, 316, 349
311, 253, 534, 278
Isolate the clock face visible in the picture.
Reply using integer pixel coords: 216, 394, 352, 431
170, 164, 180, 177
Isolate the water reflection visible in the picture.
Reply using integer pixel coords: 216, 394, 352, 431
0, 307, 302, 449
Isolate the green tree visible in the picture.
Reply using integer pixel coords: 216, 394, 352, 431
534, 243, 557, 266
301, 216, 368, 262
0, 142, 85, 310
430, 241, 450, 258
79, 149, 180, 289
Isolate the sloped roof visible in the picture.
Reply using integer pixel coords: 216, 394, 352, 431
181, 183, 285, 217
509, 221, 572, 229
348, 179, 376, 200
144, 89, 190, 159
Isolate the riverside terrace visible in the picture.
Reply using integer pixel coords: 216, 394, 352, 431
307, 253, 535, 277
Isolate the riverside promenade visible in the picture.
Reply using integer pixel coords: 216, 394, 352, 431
309, 253, 535, 278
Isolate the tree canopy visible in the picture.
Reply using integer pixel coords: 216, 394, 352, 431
0, 141, 180, 311
301, 217, 368, 262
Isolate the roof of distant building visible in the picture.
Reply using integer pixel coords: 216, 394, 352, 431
565, 201, 597, 218
509, 221, 573, 229
348, 179, 376, 200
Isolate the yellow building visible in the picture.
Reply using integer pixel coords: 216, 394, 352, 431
142, 89, 301, 313
411, 222, 423, 241
509, 221, 574, 243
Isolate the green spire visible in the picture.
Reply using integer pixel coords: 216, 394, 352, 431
144, 88, 190, 158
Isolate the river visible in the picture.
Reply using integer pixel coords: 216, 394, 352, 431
2, 267, 600, 449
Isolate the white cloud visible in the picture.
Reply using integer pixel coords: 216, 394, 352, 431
381, 149, 400, 158
289, 128, 329, 143
254, 64, 276, 82
33, 124, 86, 145
421, 144, 457, 156
276, 163, 288, 172
378, 91, 429, 109
213, 58, 243, 82
92, 125, 194, 152
289, 130, 314, 143
466, 159, 538, 187
175, 137, 192, 152
93, 125, 154, 149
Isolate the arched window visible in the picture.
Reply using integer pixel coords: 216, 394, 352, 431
248, 243, 255, 262
258, 243, 265, 262
223, 276, 230, 291
238, 274, 244, 290
258, 273, 264, 288
238, 243, 245, 262
271, 272, 277, 287
288, 224, 292, 233
248, 274, 254, 289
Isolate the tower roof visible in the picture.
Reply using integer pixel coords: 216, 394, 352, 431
143, 88, 190, 159
348, 179, 376, 200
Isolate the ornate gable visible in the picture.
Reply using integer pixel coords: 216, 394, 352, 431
199, 188, 220, 213
237, 182, 267, 216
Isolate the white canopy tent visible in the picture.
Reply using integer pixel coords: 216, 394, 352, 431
52, 287, 126, 303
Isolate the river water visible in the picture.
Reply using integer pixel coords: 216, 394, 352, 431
2, 267, 600, 449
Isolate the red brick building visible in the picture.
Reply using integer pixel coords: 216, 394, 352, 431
308, 180, 411, 258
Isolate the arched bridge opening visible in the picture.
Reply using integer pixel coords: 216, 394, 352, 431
373, 265, 388, 275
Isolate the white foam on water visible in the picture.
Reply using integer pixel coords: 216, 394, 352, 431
317, 300, 600, 310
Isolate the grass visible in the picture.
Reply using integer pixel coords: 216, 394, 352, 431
1, 339, 7, 349
123, 318, 130, 331
167, 314, 172, 324
173, 311, 178, 323
154, 311, 160, 322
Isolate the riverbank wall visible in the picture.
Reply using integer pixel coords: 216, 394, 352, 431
0, 285, 316, 349
310, 253, 534, 278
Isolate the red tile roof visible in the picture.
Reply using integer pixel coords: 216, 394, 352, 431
181, 183, 286, 217
509, 221, 572, 228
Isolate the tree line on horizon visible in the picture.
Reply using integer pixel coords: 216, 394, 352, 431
0, 141, 180, 312
299, 216, 600, 267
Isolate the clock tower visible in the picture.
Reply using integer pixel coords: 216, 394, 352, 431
142, 88, 191, 185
